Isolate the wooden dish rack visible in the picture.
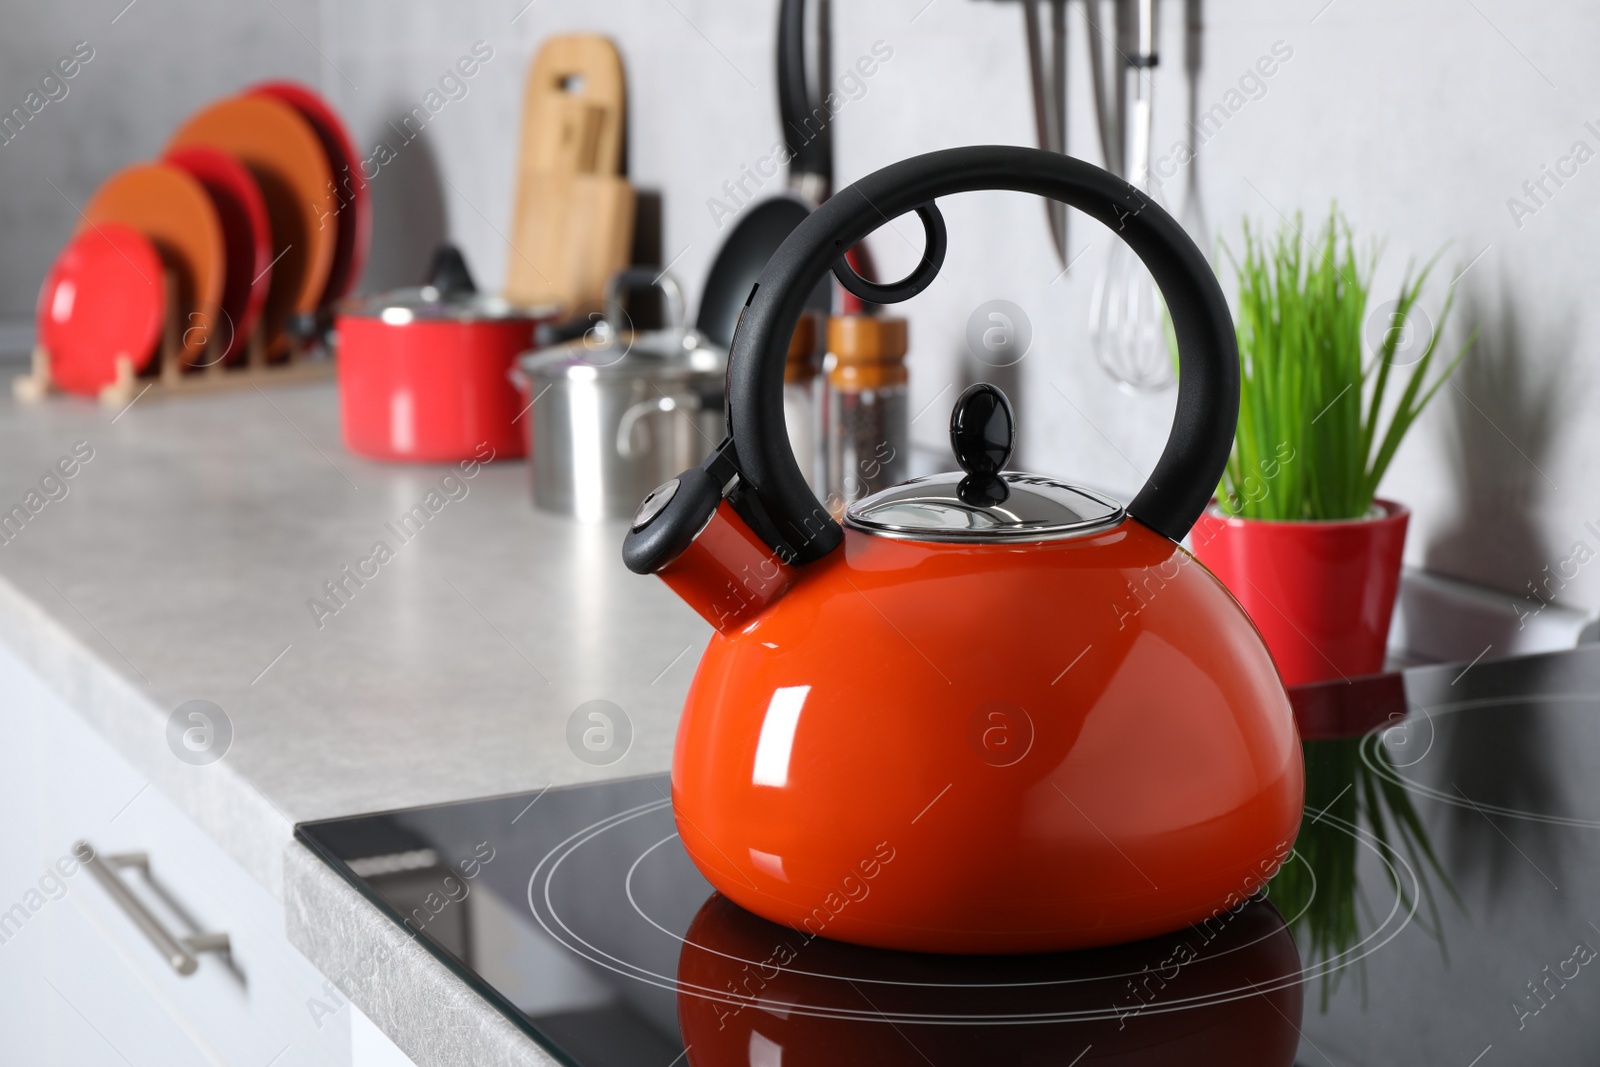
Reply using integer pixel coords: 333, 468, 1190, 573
14, 277, 333, 408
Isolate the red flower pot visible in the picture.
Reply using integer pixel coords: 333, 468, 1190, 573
1191, 500, 1410, 686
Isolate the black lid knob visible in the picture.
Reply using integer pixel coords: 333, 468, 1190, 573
950, 383, 1015, 476
426, 244, 477, 297
950, 383, 1014, 507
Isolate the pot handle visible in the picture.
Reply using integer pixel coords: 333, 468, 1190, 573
727, 145, 1236, 563
603, 268, 687, 338
616, 392, 701, 459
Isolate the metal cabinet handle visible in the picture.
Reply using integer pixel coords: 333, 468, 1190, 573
75, 841, 230, 976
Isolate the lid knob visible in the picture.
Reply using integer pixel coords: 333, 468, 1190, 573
426, 244, 477, 297
950, 383, 1014, 506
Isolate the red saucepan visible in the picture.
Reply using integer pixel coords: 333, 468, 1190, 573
336, 246, 557, 463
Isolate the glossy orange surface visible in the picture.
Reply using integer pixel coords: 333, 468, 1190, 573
670, 517, 1303, 954
659, 502, 797, 632
80, 161, 225, 366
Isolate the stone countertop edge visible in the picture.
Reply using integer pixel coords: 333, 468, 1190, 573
285, 840, 558, 1067
0, 564, 292, 897
0, 512, 560, 1066
0, 381, 700, 1067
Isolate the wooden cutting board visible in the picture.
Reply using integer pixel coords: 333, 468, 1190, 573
505, 35, 634, 316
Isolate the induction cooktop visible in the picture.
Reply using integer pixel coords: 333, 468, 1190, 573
297, 646, 1600, 1066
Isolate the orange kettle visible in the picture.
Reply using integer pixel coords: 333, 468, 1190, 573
623, 146, 1303, 954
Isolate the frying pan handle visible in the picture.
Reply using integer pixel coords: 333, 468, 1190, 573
776, 0, 816, 179
720, 144, 1238, 564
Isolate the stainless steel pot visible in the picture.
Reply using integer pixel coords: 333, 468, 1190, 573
515, 269, 727, 520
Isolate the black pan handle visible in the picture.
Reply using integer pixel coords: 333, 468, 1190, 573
776, 0, 816, 178
722, 144, 1238, 564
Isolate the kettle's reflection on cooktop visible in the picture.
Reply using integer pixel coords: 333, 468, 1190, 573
297, 644, 1600, 1067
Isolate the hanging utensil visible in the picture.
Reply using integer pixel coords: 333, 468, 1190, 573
1020, 0, 1069, 265
1089, 0, 1175, 392
1082, 0, 1123, 176
976, 0, 1069, 266
1049, 0, 1067, 151
1124, 0, 1156, 191
979, 0, 1125, 188
805, 0, 882, 314
696, 0, 833, 347
1179, 0, 1212, 257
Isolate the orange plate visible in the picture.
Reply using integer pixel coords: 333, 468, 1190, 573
249, 81, 370, 306
81, 162, 224, 367
168, 95, 335, 352
668, 518, 1305, 954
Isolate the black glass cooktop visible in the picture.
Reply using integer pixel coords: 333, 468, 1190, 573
297, 647, 1600, 1066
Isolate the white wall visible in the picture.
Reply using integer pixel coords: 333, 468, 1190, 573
1, 0, 1595, 609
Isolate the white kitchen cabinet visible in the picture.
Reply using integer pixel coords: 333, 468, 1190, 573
351, 1007, 422, 1067
0, 641, 353, 1066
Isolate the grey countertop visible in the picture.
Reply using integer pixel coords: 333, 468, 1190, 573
0, 379, 707, 1063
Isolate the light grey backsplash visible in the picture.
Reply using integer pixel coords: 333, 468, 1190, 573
1, 0, 1594, 609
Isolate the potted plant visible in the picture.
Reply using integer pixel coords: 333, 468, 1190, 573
1191, 209, 1477, 685
1191, 213, 1470, 999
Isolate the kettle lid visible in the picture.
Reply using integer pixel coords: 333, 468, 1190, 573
844, 383, 1125, 542
845, 473, 1124, 542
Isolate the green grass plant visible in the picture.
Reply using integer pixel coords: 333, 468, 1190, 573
1218, 208, 1474, 1003
1219, 208, 1476, 520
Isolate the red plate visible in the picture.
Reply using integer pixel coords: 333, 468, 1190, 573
168, 95, 333, 355
250, 81, 370, 306
37, 223, 166, 396
164, 145, 272, 363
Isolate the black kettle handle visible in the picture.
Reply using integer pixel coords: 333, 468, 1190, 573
721, 144, 1238, 564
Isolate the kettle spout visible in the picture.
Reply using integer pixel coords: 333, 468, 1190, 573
623, 466, 796, 632
660, 500, 796, 631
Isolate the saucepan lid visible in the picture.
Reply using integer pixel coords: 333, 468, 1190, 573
519, 326, 725, 382
344, 287, 555, 323
519, 268, 725, 383
845, 383, 1125, 543
339, 245, 557, 323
